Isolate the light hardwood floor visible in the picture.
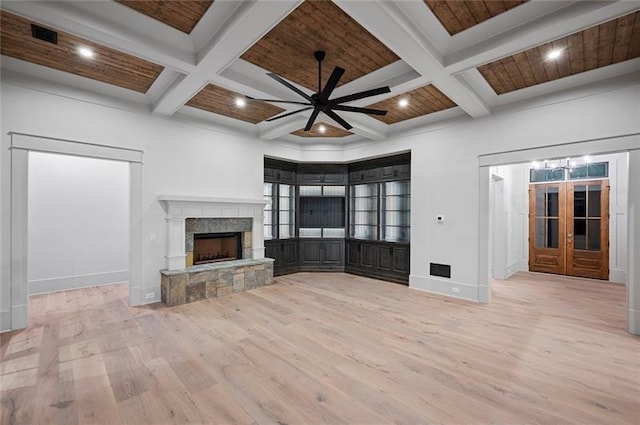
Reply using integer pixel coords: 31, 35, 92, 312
1, 272, 639, 424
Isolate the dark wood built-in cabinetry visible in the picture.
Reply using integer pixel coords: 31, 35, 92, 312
346, 241, 409, 284
264, 153, 410, 283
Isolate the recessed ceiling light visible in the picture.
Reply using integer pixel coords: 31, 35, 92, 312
77, 47, 94, 59
398, 98, 409, 108
235, 98, 246, 108
546, 49, 562, 60
318, 124, 326, 134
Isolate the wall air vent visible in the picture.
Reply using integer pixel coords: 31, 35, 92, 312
31, 24, 58, 44
430, 262, 451, 279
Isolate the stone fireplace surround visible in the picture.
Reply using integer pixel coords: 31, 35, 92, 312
158, 196, 273, 306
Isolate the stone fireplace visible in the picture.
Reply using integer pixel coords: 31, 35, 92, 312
158, 196, 274, 306
158, 196, 266, 270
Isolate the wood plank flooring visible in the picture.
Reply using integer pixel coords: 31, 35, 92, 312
1, 272, 638, 424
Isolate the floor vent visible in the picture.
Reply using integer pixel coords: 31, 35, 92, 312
31, 24, 58, 44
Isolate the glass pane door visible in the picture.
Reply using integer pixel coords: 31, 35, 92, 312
528, 182, 565, 275
534, 185, 560, 249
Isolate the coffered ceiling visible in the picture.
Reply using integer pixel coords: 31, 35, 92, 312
1, 1, 639, 144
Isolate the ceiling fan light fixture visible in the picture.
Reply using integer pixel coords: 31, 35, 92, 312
318, 124, 326, 133
247, 51, 390, 132
398, 98, 409, 108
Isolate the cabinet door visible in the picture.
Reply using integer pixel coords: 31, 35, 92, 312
265, 241, 280, 265
380, 165, 396, 180
323, 172, 346, 184
392, 245, 410, 273
395, 164, 410, 179
278, 169, 295, 184
378, 245, 393, 271
300, 241, 322, 265
281, 241, 298, 267
323, 240, 344, 265
264, 167, 277, 181
299, 172, 323, 184
346, 241, 360, 266
349, 168, 379, 183
360, 243, 376, 268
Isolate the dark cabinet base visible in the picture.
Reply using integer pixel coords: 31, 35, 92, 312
267, 239, 409, 284
345, 239, 410, 285
299, 239, 345, 272
265, 239, 300, 276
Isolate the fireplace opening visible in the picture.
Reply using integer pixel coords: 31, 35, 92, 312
193, 232, 242, 265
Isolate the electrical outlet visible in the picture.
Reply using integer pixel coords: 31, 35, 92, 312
145, 292, 155, 299
451, 287, 460, 294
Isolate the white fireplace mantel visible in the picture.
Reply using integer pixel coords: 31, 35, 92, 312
158, 196, 267, 270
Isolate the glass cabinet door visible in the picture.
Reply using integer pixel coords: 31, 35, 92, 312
381, 181, 410, 242
349, 184, 378, 240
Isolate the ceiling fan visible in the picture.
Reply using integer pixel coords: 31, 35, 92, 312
246, 50, 390, 131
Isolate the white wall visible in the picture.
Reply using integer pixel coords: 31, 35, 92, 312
1, 80, 265, 330
27, 152, 129, 294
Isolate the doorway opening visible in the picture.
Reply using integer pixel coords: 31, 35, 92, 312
27, 152, 130, 299
5, 133, 143, 332
488, 152, 626, 284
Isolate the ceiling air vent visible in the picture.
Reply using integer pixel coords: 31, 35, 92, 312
31, 24, 58, 44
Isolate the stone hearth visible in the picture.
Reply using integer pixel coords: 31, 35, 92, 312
160, 258, 274, 306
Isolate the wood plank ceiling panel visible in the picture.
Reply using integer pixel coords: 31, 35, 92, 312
0, 10, 164, 93
291, 122, 353, 138
478, 11, 640, 95
186, 84, 285, 124
424, 0, 527, 35
240, 0, 399, 93
364, 85, 457, 124
117, 0, 213, 34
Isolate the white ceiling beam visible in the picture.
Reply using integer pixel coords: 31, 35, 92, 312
335, 0, 491, 119
445, 0, 640, 74
190, 0, 246, 54
152, 0, 302, 117
2, 0, 196, 73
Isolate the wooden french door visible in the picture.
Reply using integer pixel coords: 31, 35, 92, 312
529, 179, 609, 279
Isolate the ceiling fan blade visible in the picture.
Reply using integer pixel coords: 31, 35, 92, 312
330, 105, 387, 116
304, 108, 321, 131
267, 73, 313, 102
319, 66, 345, 102
266, 106, 313, 122
324, 109, 352, 131
329, 86, 391, 105
245, 95, 309, 106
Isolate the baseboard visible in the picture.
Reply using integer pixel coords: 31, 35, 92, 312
629, 308, 640, 336
409, 274, 479, 302
0, 310, 11, 333
506, 260, 528, 279
29, 270, 129, 295
610, 268, 627, 284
